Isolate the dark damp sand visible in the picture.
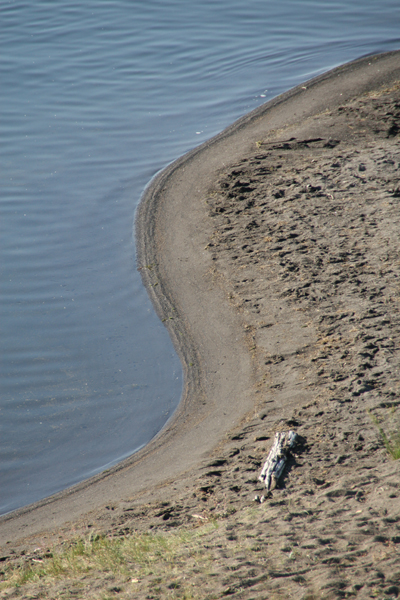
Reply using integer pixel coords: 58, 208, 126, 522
1, 51, 400, 583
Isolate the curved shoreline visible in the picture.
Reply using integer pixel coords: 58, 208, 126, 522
1, 49, 400, 546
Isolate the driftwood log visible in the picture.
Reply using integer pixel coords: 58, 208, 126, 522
258, 431, 297, 492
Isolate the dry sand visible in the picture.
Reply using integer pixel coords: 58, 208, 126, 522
1, 50, 400, 599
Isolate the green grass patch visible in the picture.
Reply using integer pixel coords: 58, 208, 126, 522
378, 428, 400, 460
0, 525, 217, 592
368, 410, 400, 459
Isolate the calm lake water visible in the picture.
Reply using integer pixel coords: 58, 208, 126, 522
1, 0, 399, 515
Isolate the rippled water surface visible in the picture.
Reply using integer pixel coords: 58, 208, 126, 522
1, 0, 399, 514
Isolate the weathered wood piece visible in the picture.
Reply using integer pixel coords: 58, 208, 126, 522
258, 431, 297, 491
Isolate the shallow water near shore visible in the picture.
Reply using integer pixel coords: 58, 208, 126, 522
1, 0, 399, 515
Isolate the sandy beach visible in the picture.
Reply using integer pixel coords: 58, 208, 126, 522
1, 50, 400, 599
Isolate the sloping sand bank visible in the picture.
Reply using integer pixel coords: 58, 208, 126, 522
1, 50, 400, 556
